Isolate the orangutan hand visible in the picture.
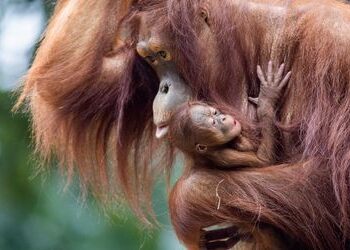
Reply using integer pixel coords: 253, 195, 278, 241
249, 61, 291, 120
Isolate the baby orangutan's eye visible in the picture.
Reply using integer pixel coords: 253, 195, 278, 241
213, 110, 218, 115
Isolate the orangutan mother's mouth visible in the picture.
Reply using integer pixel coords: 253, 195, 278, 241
156, 124, 169, 139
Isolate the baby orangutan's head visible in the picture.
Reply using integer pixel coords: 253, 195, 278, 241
168, 101, 242, 154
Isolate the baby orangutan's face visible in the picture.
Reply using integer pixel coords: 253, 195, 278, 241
189, 104, 242, 151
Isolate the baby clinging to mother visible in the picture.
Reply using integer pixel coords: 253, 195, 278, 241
164, 61, 291, 170
164, 61, 292, 250
18, 0, 350, 249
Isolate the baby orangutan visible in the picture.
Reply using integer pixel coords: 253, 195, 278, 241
168, 62, 291, 168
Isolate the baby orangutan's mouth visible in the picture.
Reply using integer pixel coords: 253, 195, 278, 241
155, 124, 169, 139
229, 119, 238, 131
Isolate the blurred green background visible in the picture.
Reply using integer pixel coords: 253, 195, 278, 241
0, 1, 183, 249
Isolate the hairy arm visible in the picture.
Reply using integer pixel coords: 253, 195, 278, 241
209, 148, 266, 168
251, 61, 291, 163
170, 160, 335, 250
208, 62, 290, 168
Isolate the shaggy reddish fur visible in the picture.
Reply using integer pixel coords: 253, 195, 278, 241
17, 0, 350, 248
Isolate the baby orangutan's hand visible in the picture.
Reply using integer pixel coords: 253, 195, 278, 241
249, 61, 291, 120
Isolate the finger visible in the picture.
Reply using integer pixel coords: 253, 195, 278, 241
274, 63, 285, 85
257, 65, 266, 85
267, 60, 273, 84
248, 97, 259, 105
278, 71, 291, 90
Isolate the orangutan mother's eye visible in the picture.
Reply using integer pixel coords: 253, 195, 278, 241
158, 51, 167, 58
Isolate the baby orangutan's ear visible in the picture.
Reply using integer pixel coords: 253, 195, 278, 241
196, 144, 208, 153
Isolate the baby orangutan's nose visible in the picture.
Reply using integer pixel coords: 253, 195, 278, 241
219, 115, 227, 123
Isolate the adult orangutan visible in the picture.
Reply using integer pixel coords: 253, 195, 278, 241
16, 0, 350, 249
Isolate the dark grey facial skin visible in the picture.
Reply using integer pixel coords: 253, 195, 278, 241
136, 38, 192, 138
137, 40, 192, 139
152, 63, 192, 138
134, 13, 221, 139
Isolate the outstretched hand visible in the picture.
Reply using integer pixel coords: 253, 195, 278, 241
249, 61, 291, 120
249, 60, 291, 105
258, 60, 291, 93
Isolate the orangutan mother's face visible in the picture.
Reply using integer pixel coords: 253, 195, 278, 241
135, 8, 215, 139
